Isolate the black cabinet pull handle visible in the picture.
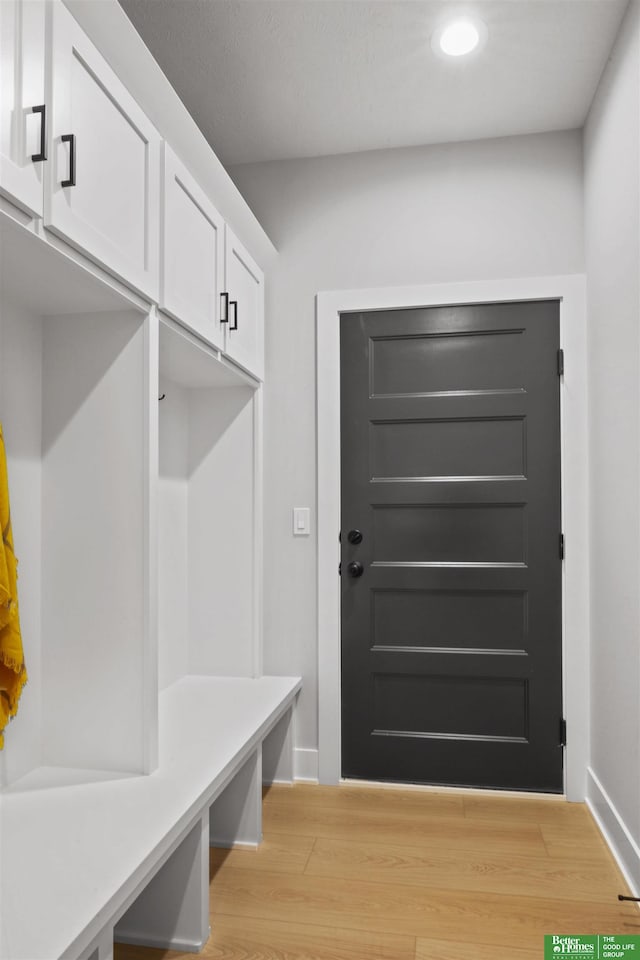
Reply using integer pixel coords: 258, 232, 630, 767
31, 105, 46, 162
220, 291, 229, 322
230, 300, 238, 331
61, 133, 76, 187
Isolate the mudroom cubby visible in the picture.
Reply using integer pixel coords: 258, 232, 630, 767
0, 219, 299, 960
0, 0, 301, 951
0, 214, 155, 790
158, 315, 262, 689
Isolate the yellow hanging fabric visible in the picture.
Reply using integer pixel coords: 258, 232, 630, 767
0, 423, 27, 748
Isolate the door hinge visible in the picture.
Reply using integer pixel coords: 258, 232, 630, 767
559, 718, 567, 747
559, 533, 565, 560
338, 561, 342, 576
557, 349, 564, 376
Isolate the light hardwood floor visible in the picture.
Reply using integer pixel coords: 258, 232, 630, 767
115, 782, 640, 960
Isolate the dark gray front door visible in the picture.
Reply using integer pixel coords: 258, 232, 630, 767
340, 301, 563, 792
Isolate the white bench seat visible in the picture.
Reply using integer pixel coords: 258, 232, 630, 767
0, 675, 301, 960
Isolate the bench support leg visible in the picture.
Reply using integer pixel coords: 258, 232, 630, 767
262, 706, 294, 785
79, 926, 114, 960
210, 748, 262, 848
114, 812, 210, 953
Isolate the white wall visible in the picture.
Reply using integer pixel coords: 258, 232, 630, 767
584, 0, 640, 888
231, 130, 585, 765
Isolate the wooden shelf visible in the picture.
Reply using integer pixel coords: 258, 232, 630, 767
0, 674, 301, 960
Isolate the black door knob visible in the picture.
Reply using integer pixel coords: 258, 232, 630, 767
347, 561, 364, 578
347, 529, 363, 544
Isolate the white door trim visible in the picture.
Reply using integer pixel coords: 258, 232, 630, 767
316, 275, 589, 800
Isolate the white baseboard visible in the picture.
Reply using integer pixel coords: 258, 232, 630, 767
114, 927, 210, 954
586, 767, 640, 897
294, 747, 319, 782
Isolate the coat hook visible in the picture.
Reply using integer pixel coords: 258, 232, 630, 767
158, 393, 166, 401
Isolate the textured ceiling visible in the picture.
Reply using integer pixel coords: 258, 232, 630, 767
118, 0, 628, 166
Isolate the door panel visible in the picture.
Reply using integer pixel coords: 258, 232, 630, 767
372, 503, 526, 564
370, 327, 526, 396
370, 416, 526, 480
372, 588, 527, 652
372, 673, 528, 740
340, 301, 562, 792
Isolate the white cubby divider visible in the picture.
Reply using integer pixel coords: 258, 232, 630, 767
114, 811, 211, 952
209, 748, 262, 848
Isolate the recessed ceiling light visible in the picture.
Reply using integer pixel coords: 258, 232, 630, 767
432, 17, 487, 59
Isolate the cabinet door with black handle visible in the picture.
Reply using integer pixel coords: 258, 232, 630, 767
224, 226, 264, 381
0, 0, 46, 217
161, 144, 225, 350
45, 0, 160, 300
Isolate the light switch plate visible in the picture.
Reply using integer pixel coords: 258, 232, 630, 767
293, 507, 310, 536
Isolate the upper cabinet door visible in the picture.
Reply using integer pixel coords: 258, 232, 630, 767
161, 144, 225, 349
45, 0, 160, 300
0, 0, 46, 217
224, 227, 264, 381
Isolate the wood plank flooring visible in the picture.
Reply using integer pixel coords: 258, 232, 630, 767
114, 782, 639, 960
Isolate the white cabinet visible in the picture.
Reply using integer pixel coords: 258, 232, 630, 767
161, 151, 265, 380
45, 0, 160, 299
1, 0, 161, 299
161, 144, 225, 349
0, 0, 46, 217
224, 227, 265, 380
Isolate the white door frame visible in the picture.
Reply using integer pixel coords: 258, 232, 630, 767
317, 275, 588, 801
